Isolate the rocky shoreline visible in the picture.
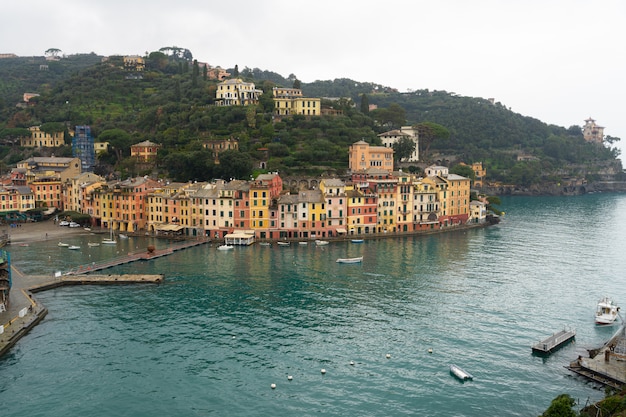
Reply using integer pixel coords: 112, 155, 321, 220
481, 180, 626, 196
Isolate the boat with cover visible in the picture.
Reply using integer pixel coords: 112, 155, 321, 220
595, 296, 619, 324
450, 364, 473, 381
336, 256, 363, 264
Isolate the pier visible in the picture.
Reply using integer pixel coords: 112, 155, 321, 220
63, 239, 208, 275
531, 328, 576, 355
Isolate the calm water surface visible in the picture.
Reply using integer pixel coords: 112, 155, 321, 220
2, 193, 626, 416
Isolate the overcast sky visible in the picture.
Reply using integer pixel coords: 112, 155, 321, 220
3, 0, 626, 156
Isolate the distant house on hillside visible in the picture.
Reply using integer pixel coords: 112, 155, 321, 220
21, 125, 64, 148
215, 79, 261, 106
202, 138, 239, 164
123, 55, 145, 71
272, 87, 321, 117
348, 140, 394, 173
131, 140, 160, 163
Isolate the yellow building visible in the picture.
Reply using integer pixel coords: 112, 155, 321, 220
124, 55, 145, 71
215, 79, 261, 106
94, 142, 109, 155
21, 126, 65, 148
348, 140, 394, 173
272, 87, 321, 116
0, 186, 35, 213
444, 174, 471, 219
64, 172, 105, 213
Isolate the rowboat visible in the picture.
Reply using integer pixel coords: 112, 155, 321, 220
68, 245, 81, 250
277, 241, 290, 246
336, 256, 363, 264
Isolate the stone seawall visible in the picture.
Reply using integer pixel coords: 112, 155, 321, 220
481, 181, 626, 196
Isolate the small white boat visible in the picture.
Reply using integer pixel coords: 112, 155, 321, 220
351, 239, 364, 243
259, 242, 271, 247
299, 241, 308, 245
336, 256, 363, 264
84, 227, 91, 231
277, 241, 290, 247
595, 296, 619, 325
119, 234, 129, 239
88, 242, 100, 247
58, 242, 69, 247
450, 364, 473, 381
101, 239, 117, 245
315, 240, 329, 246
217, 244, 234, 251
68, 245, 81, 250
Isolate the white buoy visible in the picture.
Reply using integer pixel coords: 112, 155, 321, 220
271, 383, 276, 389
232, 336, 236, 339
321, 368, 326, 375
287, 375, 293, 381
386, 354, 391, 359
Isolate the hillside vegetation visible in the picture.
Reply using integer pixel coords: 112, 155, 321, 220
0, 50, 621, 186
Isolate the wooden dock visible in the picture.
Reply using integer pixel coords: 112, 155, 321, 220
63, 239, 208, 275
532, 328, 576, 354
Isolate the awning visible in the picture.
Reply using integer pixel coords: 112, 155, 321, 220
336, 228, 347, 234
155, 224, 185, 231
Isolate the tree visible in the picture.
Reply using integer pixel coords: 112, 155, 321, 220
233, 64, 239, 77
414, 122, 449, 158
293, 79, 301, 89
360, 94, 369, 114
98, 128, 133, 163
45, 48, 61, 58
392, 136, 416, 164
450, 164, 475, 180
540, 394, 576, 417
216, 150, 252, 180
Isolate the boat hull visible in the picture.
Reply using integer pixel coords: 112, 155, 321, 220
336, 257, 363, 264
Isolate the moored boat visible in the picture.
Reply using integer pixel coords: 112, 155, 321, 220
68, 245, 80, 250
58, 242, 69, 247
259, 242, 271, 247
217, 244, 234, 251
277, 241, 290, 246
336, 256, 363, 264
315, 240, 329, 246
88, 242, 100, 247
595, 296, 619, 324
351, 239, 364, 243
450, 364, 473, 381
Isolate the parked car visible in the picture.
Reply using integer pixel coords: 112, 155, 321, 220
69, 222, 80, 228
59, 221, 70, 226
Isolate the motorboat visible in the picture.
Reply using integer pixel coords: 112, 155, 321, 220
315, 240, 329, 246
68, 245, 81, 250
58, 242, 69, 247
299, 241, 308, 246
595, 296, 619, 325
88, 242, 100, 247
450, 364, 473, 381
259, 242, 271, 247
336, 256, 363, 264
351, 239, 364, 243
277, 241, 290, 246
217, 244, 234, 251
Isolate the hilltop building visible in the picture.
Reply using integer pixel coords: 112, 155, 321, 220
583, 117, 605, 144
272, 87, 321, 116
202, 138, 239, 164
215, 79, 261, 106
123, 55, 145, 71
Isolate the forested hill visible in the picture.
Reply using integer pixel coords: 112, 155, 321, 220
0, 52, 621, 188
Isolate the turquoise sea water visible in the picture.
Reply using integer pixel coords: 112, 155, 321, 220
2, 193, 626, 416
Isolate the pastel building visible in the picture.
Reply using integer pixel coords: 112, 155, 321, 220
348, 140, 394, 173
272, 87, 321, 116
21, 126, 65, 148
131, 140, 160, 163
319, 179, 348, 236
583, 117, 604, 144
378, 126, 419, 162
215, 79, 261, 106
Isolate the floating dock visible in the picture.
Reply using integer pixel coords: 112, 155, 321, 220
532, 328, 576, 354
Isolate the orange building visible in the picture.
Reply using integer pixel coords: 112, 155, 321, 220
348, 140, 394, 173
131, 140, 160, 163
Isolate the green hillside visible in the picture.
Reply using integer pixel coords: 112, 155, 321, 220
0, 50, 621, 186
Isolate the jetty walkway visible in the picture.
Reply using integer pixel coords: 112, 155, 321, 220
63, 239, 208, 275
